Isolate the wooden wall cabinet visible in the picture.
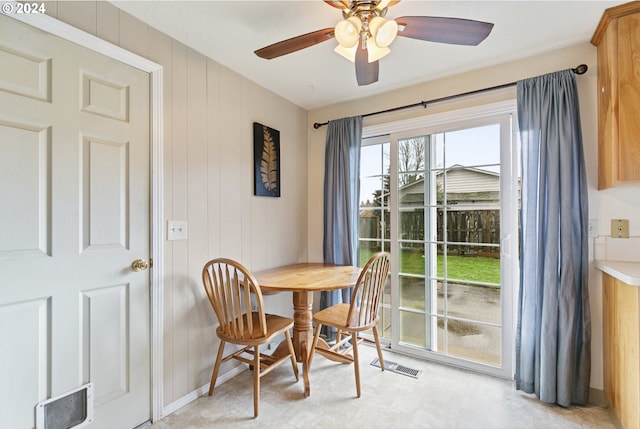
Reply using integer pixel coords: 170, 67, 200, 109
592, 2, 640, 189
602, 273, 640, 429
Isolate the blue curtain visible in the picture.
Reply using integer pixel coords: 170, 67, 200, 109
321, 116, 363, 317
515, 70, 591, 406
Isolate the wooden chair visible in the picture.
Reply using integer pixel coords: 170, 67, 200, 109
308, 252, 391, 397
202, 258, 299, 417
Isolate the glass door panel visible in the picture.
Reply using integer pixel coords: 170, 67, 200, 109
394, 120, 511, 372
359, 140, 391, 339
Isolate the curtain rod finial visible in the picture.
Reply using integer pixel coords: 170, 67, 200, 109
573, 64, 588, 75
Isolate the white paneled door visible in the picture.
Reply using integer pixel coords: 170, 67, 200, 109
0, 15, 151, 429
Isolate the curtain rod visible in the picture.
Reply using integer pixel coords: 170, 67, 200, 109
312, 64, 588, 129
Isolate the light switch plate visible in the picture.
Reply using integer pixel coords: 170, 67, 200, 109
167, 220, 187, 240
611, 219, 629, 239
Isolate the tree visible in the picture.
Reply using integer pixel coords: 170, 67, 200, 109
398, 137, 425, 187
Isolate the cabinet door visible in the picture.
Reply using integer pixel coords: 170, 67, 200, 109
618, 13, 640, 182
598, 20, 617, 189
603, 274, 640, 429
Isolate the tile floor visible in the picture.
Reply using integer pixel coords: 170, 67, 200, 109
150, 345, 616, 429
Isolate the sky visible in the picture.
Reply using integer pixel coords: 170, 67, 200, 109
359, 123, 508, 205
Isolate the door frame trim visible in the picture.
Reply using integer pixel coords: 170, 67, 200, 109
6, 11, 165, 423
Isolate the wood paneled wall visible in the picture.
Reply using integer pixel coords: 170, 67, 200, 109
43, 0, 308, 411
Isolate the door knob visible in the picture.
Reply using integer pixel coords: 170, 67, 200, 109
131, 259, 149, 272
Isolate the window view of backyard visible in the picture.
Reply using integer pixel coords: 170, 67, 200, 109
359, 122, 509, 369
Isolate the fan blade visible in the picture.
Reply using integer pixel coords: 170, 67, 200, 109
355, 45, 379, 86
323, 0, 350, 9
396, 16, 493, 46
255, 28, 335, 59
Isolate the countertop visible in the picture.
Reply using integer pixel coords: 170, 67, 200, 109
595, 260, 640, 287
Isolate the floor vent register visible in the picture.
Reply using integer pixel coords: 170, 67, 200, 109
370, 358, 422, 378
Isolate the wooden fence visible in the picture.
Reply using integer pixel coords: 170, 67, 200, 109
360, 209, 500, 257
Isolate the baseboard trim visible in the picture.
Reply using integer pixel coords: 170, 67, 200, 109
589, 387, 608, 407
160, 365, 247, 419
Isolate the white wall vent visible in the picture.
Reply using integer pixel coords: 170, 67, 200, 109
35, 382, 94, 429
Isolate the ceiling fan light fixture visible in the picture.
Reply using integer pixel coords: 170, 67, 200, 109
369, 16, 398, 47
334, 43, 357, 62
367, 40, 390, 62
254, 1, 495, 87
335, 16, 361, 48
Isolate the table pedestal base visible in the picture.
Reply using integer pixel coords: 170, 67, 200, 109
270, 291, 338, 397
254, 263, 362, 398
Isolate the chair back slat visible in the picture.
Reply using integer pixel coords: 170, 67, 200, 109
202, 258, 267, 340
243, 276, 254, 334
347, 252, 390, 329
230, 265, 243, 335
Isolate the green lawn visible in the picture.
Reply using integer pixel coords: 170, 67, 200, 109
360, 248, 500, 285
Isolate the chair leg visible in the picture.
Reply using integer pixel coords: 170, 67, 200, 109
372, 326, 385, 371
253, 345, 260, 418
308, 323, 323, 370
209, 340, 226, 396
351, 332, 361, 398
333, 329, 350, 353
284, 330, 299, 381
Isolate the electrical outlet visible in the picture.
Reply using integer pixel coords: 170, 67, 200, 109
610, 219, 629, 239
588, 219, 598, 238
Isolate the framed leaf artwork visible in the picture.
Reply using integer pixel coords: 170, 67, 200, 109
253, 122, 280, 197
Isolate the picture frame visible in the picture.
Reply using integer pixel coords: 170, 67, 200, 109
253, 122, 281, 197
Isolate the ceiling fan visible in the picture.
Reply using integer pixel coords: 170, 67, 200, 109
254, 0, 494, 86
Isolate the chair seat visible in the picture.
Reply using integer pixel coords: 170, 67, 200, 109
217, 312, 294, 346
313, 303, 373, 332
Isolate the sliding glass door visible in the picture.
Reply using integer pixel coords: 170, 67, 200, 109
359, 109, 518, 378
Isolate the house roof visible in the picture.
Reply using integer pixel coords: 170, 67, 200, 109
400, 164, 499, 194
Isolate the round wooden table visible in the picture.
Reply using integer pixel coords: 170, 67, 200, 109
254, 263, 362, 396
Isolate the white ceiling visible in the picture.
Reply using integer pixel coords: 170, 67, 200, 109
112, 0, 624, 110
